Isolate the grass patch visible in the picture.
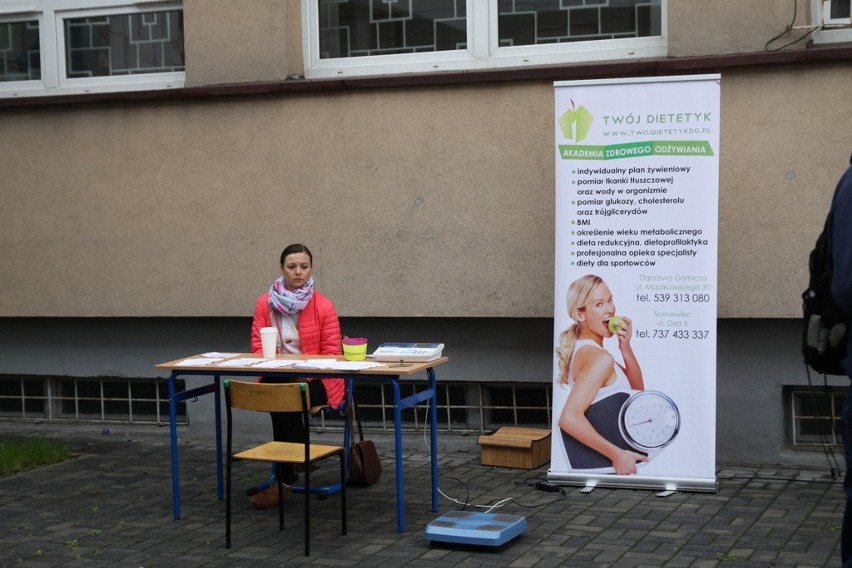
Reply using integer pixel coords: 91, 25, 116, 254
0, 436, 72, 476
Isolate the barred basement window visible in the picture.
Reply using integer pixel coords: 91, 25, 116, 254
788, 385, 844, 447
0, 377, 553, 432
352, 381, 552, 433
0, 375, 186, 425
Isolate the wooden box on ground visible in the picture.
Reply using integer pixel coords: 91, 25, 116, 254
477, 426, 551, 469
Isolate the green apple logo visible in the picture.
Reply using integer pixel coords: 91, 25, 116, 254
558, 99, 594, 143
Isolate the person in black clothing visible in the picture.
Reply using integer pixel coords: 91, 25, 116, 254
830, 154, 852, 568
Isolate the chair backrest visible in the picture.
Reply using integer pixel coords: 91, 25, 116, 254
224, 380, 310, 413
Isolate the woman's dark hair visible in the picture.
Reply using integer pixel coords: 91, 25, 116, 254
280, 243, 313, 266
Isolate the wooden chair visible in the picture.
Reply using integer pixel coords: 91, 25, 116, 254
224, 380, 347, 556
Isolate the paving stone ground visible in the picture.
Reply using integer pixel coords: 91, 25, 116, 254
0, 423, 844, 567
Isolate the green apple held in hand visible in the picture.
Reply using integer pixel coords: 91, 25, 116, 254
608, 316, 626, 334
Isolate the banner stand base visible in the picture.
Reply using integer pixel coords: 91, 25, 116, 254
548, 470, 718, 494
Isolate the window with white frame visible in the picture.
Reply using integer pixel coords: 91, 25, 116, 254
0, 0, 184, 99
823, 0, 851, 23
303, 0, 666, 79
812, 0, 852, 44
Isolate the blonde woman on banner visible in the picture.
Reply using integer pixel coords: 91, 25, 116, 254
555, 274, 647, 475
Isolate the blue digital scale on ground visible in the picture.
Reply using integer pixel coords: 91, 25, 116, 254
424, 511, 527, 547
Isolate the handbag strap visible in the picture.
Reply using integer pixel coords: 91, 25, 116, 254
349, 388, 365, 445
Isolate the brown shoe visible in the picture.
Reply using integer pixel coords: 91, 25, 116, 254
248, 484, 292, 509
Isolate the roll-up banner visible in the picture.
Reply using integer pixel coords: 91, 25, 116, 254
550, 75, 720, 492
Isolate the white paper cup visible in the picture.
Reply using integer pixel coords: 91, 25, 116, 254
260, 327, 278, 359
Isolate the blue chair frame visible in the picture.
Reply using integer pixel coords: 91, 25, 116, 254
245, 378, 352, 500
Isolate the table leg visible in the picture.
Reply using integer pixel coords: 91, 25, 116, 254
168, 373, 181, 520
391, 379, 405, 533
167, 373, 220, 519
428, 368, 439, 512
214, 375, 223, 500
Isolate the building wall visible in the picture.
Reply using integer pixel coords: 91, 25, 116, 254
668, 0, 814, 57
0, 66, 848, 318
183, 0, 300, 86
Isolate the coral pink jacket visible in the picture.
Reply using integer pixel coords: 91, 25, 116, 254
250, 291, 345, 409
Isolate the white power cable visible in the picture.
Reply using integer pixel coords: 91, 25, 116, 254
419, 400, 515, 511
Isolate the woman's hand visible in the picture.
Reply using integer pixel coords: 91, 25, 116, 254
614, 316, 644, 391
610, 448, 649, 475
613, 316, 634, 350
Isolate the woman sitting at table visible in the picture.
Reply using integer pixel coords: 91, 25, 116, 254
248, 243, 344, 508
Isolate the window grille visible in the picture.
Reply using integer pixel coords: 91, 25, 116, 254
306, 0, 666, 78
789, 386, 844, 447
64, 11, 184, 79
0, 1, 184, 98
0, 19, 40, 82
352, 381, 552, 433
318, 0, 661, 59
0, 376, 553, 433
0, 375, 186, 425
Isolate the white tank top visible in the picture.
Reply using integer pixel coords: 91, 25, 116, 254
568, 339, 631, 403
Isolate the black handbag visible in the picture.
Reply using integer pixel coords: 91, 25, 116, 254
348, 391, 382, 486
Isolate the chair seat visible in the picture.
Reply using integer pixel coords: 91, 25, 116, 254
234, 441, 344, 463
